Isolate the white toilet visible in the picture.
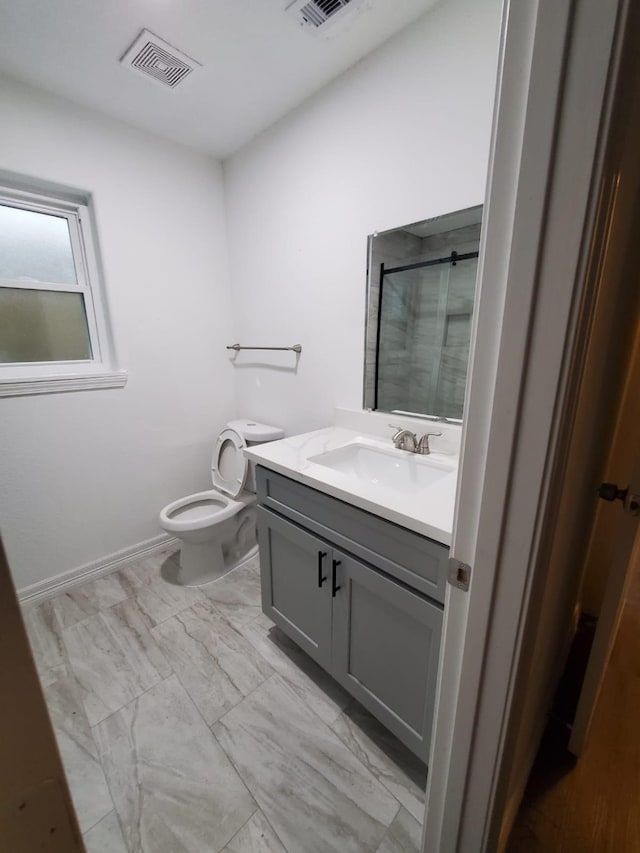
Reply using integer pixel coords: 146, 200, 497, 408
159, 419, 284, 586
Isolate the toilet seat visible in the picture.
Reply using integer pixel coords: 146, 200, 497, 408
212, 427, 248, 498
159, 490, 242, 533
158, 417, 281, 586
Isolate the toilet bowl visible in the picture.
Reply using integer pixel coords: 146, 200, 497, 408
159, 419, 283, 586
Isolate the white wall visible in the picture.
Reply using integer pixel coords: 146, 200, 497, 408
0, 76, 235, 591
224, 0, 502, 436
0, 0, 501, 589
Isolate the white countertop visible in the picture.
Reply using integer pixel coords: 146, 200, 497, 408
245, 426, 458, 545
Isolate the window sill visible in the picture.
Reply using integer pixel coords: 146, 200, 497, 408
0, 370, 128, 398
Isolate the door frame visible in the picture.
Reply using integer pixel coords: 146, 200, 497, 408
422, 0, 631, 849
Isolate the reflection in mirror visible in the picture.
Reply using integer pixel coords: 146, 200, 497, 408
364, 205, 482, 421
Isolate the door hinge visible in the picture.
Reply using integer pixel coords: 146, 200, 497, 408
597, 482, 640, 516
448, 558, 471, 591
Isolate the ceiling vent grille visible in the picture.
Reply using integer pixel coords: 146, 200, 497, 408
286, 0, 365, 32
120, 30, 201, 89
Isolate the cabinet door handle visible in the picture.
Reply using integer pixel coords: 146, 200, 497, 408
318, 551, 328, 588
332, 559, 342, 597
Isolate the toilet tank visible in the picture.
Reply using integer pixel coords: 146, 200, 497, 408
227, 419, 284, 493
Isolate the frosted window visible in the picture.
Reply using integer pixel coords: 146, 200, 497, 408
0, 204, 77, 285
0, 288, 91, 362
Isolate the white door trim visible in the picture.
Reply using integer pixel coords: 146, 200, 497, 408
422, 0, 628, 850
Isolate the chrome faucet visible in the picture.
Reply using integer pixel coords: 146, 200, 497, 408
389, 425, 417, 452
389, 424, 442, 454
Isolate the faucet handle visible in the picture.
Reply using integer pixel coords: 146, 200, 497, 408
417, 431, 443, 455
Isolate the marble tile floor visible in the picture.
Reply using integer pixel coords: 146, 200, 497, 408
22, 547, 427, 853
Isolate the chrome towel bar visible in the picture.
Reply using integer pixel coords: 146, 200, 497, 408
226, 343, 302, 353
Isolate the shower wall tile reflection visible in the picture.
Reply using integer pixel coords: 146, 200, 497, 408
365, 229, 422, 410
365, 210, 481, 420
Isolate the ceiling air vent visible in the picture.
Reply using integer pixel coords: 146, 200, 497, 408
286, 0, 366, 33
120, 29, 201, 89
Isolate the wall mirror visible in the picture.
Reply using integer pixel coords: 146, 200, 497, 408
364, 205, 482, 421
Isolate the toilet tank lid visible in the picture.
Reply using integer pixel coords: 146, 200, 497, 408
227, 419, 284, 442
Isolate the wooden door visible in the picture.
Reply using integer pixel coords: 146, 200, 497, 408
0, 537, 84, 851
569, 460, 640, 755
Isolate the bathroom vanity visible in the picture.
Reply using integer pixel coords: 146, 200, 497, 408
241, 207, 477, 761
246, 424, 458, 761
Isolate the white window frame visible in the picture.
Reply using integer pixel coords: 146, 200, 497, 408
0, 185, 126, 397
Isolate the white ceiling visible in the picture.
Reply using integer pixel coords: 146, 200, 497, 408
0, 0, 440, 159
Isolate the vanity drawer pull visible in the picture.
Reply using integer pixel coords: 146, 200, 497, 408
318, 551, 328, 588
332, 559, 342, 597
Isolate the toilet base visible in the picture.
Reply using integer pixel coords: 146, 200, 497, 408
174, 540, 258, 587
160, 493, 258, 586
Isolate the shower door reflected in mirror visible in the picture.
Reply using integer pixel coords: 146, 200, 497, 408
364, 206, 482, 421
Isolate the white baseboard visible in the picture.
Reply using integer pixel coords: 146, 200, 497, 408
18, 534, 179, 605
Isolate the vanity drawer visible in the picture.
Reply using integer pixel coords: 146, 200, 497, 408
256, 465, 448, 604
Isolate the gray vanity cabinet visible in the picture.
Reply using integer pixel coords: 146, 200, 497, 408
257, 465, 448, 761
258, 509, 332, 670
331, 553, 442, 760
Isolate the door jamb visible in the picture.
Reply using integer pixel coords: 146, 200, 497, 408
422, 0, 629, 849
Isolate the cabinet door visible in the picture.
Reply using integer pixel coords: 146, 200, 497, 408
258, 507, 332, 669
331, 552, 443, 760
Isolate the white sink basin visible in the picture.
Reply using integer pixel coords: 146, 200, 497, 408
308, 441, 453, 494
